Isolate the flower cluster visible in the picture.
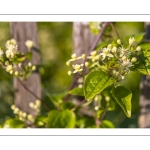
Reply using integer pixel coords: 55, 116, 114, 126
11, 104, 28, 122
29, 99, 41, 114
0, 39, 36, 79
66, 37, 141, 81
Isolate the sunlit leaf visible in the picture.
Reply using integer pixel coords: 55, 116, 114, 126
47, 110, 76, 128
112, 86, 132, 118
69, 87, 84, 96
100, 120, 115, 128
3, 118, 26, 128
83, 70, 116, 100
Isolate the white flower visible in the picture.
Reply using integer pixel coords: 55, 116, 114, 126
119, 48, 129, 57
5, 42, 18, 59
121, 59, 133, 67
25, 40, 34, 49
72, 64, 83, 73
100, 48, 113, 60
87, 51, 100, 62
6, 65, 14, 73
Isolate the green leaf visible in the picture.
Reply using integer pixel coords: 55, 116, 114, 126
3, 118, 26, 128
60, 101, 75, 110
100, 120, 115, 128
26, 52, 32, 61
34, 115, 47, 127
112, 86, 132, 118
46, 91, 67, 107
131, 44, 150, 75
134, 32, 145, 43
89, 22, 100, 35
83, 70, 116, 101
69, 87, 84, 96
47, 109, 76, 128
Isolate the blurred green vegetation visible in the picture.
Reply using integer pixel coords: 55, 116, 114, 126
0, 22, 145, 127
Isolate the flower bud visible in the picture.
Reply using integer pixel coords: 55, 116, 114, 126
90, 51, 97, 56
131, 57, 137, 63
81, 54, 86, 59
71, 53, 77, 59
117, 39, 121, 45
25, 40, 34, 49
121, 56, 127, 61
129, 37, 135, 45
32, 65, 36, 71
15, 71, 19, 76
107, 44, 113, 50
112, 47, 117, 53
85, 62, 89, 67
66, 61, 70, 66
136, 46, 141, 51
68, 71, 72, 76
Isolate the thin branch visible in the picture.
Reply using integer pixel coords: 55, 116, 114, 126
64, 22, 110, 101
17, 78, 50, 111
110, 22, 120, 39
71, 99, 86, 111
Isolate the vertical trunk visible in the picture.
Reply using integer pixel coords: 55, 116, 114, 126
73, 22, 97, 116
73, 22, 97, 56
138, 22, 150, 128
10, 22, 41, 116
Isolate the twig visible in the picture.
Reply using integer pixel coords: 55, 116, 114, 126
17, 78, 50, 111
110, 23, 120, 39
71, 99, 86, 111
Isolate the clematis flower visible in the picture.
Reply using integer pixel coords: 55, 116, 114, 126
100, 48, 113, 60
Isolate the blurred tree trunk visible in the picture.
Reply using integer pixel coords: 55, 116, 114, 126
73, 22, 97, 116
73, 22, 97, 56
138, 22, 150, 128
10, 22, 41, 116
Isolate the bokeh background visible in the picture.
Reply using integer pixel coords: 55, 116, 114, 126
0, 22, 145, 127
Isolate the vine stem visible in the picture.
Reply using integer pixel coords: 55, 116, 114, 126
17, 78, 50, 111
109, 23, 120, 39
64, 22, 110, 101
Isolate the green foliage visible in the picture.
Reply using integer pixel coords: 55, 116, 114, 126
89, 22, 101, 35
69, 87, 84, 96
84, 70, 116, 100
112, 86, 132, 118
0, 22, 149, 128
47, 109, 76, 128
34, 115, 47, 127
100, 120, 115, 128
3, 118, 26, 128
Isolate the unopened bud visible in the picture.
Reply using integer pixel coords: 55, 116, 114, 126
107, 44, 113, 49
25, 40, 34, 49
14, 71, 19, 76
85, 62, 89, 67
81, 54, 86, 59
131, 57, 137, 63
71, 53, 77, 59
32, 65, 36, 71
66, 61, 70, 66
121, 56, 127, 61
129, 37, 135, 45
68, 71, 72, 76
112, 47, 117, 53
136, 46, 141, 51
117, 39, 121, 45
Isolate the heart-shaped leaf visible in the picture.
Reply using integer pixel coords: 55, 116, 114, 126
83, 70, 116, 100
